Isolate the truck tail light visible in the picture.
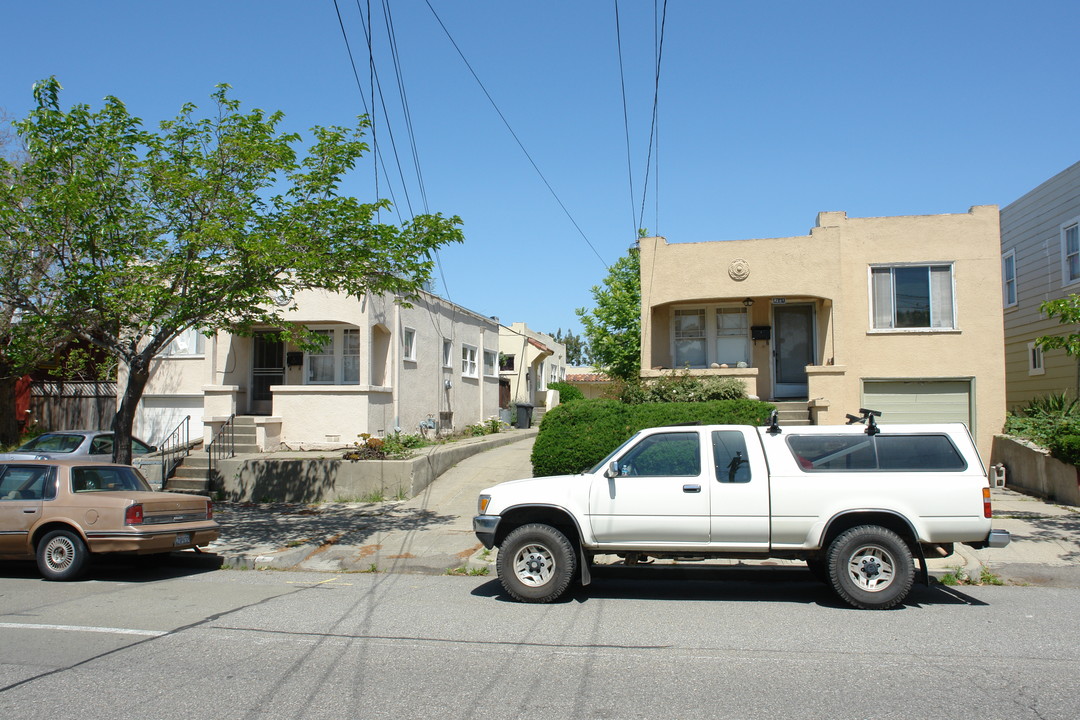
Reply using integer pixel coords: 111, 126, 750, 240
983, 487, 992, 518
125, 504, 144, 525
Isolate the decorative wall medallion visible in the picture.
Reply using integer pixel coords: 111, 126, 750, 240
728, 258, 750, 281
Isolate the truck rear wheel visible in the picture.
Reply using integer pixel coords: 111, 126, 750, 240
827, 526, 914, 610
497, 523, 577, 603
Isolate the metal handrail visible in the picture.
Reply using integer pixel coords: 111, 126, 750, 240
157, 415, 191, 489
207, 414, 236, 487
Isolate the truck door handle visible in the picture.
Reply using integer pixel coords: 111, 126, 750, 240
682, 484, 701, 493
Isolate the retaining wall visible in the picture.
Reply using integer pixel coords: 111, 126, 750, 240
990, 434, 1080, 506
214, 428, 538, 503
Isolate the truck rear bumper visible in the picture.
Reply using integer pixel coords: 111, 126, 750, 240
968, 528, 1011, 550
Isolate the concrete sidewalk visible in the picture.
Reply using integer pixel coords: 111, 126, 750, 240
203, 435, 1080, 586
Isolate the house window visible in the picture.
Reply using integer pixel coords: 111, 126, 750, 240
870, 264, 955, 330
461, 344, 478, 378
674, 308, 707, 367
672, 306, 749, 368
1002, 250, 1017, 308
1064, 222, 1080, 286
163, 328, 205, 356
307, 330, 335, 384
550, 364, 558, 385
1028, 342, 1045, 376
403, 327, 417, 362
537, 362, 546, 391
483, 350, 498, 377
343, 329, 360, 383
715, 308, 749, 365
500, 353, 515, 371
442, 339, 453, 368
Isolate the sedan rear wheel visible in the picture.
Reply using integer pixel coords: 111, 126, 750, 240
37, 529, 89, 581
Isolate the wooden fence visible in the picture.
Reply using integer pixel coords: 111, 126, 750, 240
30, 381, 117, 431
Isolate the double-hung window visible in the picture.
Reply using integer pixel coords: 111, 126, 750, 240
870, 264, 955, 330
483, 350, 498, 377
1002, 250, 1017, 308
163, 327, 206, 356
403, 328, 417, 362
672, 306, 750, 368
461, 344, 478, 378
307, 330, 335, 383
1063, 222, 1080, 286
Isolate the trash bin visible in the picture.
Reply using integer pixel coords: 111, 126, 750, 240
515, 402, 535, 429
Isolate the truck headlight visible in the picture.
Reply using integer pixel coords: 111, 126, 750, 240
478, 494, 491, 515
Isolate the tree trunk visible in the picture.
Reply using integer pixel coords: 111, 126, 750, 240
112, 356, 151, 465
0, 372, 20, 447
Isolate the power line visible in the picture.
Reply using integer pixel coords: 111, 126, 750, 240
423, 0, 608, 269
614, 1, 638, 239
637, 0, 667, 234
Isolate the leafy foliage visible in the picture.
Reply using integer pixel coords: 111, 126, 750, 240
576, 252, 640, 380
549, 328, 590, 366
546, 381, 584, 403
1004, 392, 1080, 465
0, 78, 463, 462
1035, 295, 1080, 357
530, 397, 774, 476
613, 373, 747, 404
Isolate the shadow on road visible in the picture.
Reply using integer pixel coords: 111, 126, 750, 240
472, 564, 991, 609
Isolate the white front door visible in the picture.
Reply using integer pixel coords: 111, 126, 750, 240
773, 304, 815, 398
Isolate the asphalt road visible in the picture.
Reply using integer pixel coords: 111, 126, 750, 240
1, 562, 1078, 720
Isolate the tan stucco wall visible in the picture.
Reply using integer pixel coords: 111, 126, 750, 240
499, 323, 567, 407
639, 206, 1006, 458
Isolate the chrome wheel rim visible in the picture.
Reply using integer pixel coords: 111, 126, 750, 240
847, 544, 895, 592
513, 543, 555, 587
44, 536, 76, 573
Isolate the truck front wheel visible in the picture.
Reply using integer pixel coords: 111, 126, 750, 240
497, 523, 577, 603
827, 526, 914, 610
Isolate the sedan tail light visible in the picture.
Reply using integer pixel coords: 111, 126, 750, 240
206, 501, 213, 520
125, 504, 144, 525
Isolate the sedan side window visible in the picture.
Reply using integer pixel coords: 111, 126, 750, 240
90, 436, 114, 456
0, 466, 53, 501
617, 433, 701, 477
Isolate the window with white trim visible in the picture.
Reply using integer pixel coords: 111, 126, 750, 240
483, 350, 498, 377
163, 327, 206, 356
1028, 342, 1045, 376
672, 306, 749, 368
1064, 221, 1080, 286
537, 362, 546, 391
403, 327, 416, 362
461, 344, 478, 378
870, 264, 955, 330
343, 329, 360, 383
1002, 250, 1017, 308
550, 363, 559, 385
442, 339, 453, 368
307, 330, 335, 384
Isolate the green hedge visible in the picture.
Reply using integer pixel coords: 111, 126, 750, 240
530, 397, 774, 477
546, 381, 585, 403
1048, 434, 1080, 466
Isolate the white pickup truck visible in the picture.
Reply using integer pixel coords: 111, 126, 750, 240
474, 413, 1011, 609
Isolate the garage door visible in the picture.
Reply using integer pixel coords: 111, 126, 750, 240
136, 397, 204, 447
862, 380, 972, 427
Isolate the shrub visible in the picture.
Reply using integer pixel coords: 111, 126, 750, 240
1048, 434, 1080, 466
547, 381, 584, 403
531, 400, 632, 477
613, 373, 747, 404
531, 397, 774, 476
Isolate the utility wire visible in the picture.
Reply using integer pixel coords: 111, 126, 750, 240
615, 0, 638, 239
637, 0, 667, 234
424, 0, 608, 269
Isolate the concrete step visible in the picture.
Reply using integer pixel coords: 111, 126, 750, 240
165, 477, 210, 494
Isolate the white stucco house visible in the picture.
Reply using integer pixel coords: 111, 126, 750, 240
131, 288, 502, 450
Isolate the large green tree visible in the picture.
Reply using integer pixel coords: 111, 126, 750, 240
550, 327, 590, 366
575, 251, 641, 380
0, 78, 463, 463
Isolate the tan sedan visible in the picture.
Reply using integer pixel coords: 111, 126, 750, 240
0, 459, 219, 580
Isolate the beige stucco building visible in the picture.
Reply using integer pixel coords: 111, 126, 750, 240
639, 205, 1006, 458
999, 160, 1080, 410
498, 323, 567, 410
132, 288, 501, 449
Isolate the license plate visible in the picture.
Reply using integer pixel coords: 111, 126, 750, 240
174, 533, 191, 547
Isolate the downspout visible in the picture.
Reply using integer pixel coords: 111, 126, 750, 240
393, 303, 401, 432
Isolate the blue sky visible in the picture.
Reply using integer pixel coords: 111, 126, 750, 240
3, 1, 1079, 341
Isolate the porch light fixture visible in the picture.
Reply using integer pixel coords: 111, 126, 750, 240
742, 298, 755, 307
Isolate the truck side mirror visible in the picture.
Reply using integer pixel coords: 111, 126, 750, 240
604, 461, 620, 479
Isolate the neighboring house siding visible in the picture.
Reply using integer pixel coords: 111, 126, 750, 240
1000, 160, 1080, 410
